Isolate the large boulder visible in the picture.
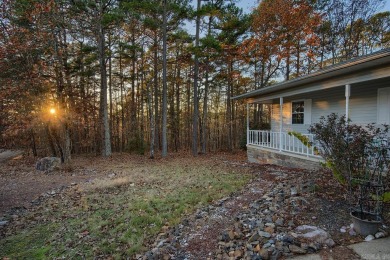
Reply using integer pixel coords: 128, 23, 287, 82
293, 225, 335, 247
36, 157, 61, 172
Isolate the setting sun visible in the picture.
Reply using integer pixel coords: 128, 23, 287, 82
49, 108, 56, 115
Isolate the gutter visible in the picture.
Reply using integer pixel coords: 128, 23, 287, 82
232, 48, 390, 100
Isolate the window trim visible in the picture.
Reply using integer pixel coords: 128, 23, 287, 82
291, 100, 305, 125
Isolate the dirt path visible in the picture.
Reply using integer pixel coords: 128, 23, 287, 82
0, 155, 109, 216
0, 150, 23, 163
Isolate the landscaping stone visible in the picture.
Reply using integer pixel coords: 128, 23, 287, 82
142, 168, 342, 260
294, 225, 331, 244
375, 232, 385, 239
259, 231, 272, 238
289, 244, 307, 254
365, 235, 375, 241
35, 157, 61, 172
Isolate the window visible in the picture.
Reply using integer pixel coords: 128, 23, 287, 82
292, 101, 304, 124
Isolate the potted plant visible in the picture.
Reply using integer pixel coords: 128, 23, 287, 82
309, 114, 389, 236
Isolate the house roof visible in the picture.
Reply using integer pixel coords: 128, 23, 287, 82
232, 48, 390, 101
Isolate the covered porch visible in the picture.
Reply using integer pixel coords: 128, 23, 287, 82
235, 50, 390, 169
247, 130, 318, 157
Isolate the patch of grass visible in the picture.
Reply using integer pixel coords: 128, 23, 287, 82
0, 223, 57, 258
0, 156, 250, 259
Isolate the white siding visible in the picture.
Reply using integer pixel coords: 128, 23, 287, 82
269, 78, 389, 133
377, 87, 390, 124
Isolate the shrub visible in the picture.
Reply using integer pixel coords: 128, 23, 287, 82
309, 113, 390, 216
309, 113, 389, 185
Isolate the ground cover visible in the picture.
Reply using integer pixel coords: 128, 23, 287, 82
0, 151, 389, 259
0, 152, 250, 258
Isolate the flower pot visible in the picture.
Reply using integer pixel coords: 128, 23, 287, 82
350, 211, 382, 236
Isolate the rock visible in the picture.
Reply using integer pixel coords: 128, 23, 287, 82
340, 228, 346, 233
295, 225, 331, 244
234, 250, 243, 258
324, 238, 335, 247
254, 244, 261, 252
290, 187, 298, 196
259, 231, 271, 238
300, 243, 309, 250
0, 221, 8, 226
221, 231, 231, 242
265, 223, 275, 228
289, 244, 307, 254
281, 235, 294, 244
218, 241, 226, 247
275, 218, 284, 226
263, 243, 272, 249
375, 232, 385, 239
36, 157, 61, 172
259, 248, 269, 260
365, 235, 375, 241
271, 249, 282, 260
248, 232, 260, 242
349, 228, 357, 236
228, 230, 235, 240
265, 226, 275, 234
308, 242, 320, 252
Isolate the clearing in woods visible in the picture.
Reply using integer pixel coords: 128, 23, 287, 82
0, 151, 388, 259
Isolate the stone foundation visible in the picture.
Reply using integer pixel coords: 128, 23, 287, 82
247, 145, 322, 170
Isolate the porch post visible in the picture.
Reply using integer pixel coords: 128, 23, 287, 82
246, 103, 249, 145
279, 97, 283, 152
345, 84, 351, 121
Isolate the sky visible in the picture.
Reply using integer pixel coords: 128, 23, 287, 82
232, 0, 390, 14
185, 0, 390, 35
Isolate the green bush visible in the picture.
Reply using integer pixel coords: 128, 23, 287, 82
309, 113, 390, 185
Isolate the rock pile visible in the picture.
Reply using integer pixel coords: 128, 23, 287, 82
212, 183, 335, 260
142, 171, 337, 260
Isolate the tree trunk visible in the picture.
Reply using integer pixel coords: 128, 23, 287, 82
30, 129, 37, 157
227, 61, 233, 151
202, 60, 209, 154
108, 33, 113, 152
153, 33, 160, 151
162, 0, 168, 157
175, 56, 181, 152
147, 76, 155, 159
192, 0, 201, 156
98, 16, 111, 157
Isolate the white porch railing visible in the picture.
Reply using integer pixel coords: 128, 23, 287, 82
248, 130, 320, 157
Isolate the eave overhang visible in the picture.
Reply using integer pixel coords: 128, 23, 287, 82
232, 49, 390, 103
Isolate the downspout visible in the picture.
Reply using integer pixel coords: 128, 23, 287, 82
279, 97, 283, 152
345, 84, 351, 121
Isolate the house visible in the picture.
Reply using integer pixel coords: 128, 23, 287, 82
233, 49, 390, 169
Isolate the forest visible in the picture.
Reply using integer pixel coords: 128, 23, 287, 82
0, 0, 389, 161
